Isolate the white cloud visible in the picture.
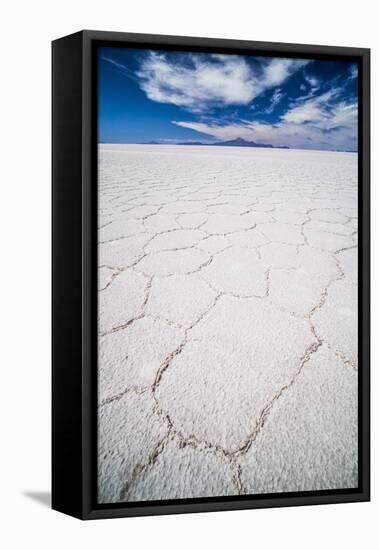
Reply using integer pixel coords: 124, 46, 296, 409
331, 101, 358, 127
136, 52, 308, 112
132, 51, 357, 151
173, 117, 356, 151
282, 101, 324, 124
262, 59, 303, 87
281, 88, 357, 131
264, 88, 284, 113
349, 64, 358, 80
102, 56, 139, 82
173, 88, 358, 151
281, 89, 337, 124
304, 74, 320, 90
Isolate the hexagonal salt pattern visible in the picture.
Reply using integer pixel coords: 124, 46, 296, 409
238, 346, 358, 493
155, 296, 315, 451
99, 317, 185, 402
127, 439, 236, 502
98, 145, 358, 502
98, 390, 167, 503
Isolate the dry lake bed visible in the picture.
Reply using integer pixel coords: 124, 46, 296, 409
97, 144, 358, 503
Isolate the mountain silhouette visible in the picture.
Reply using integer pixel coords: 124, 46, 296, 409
176, 137, 289, 149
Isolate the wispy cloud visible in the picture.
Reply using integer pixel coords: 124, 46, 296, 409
264, 88, 284, 114
281, 88, 339, 124
99, 48, 358, 151
173, 86, 358, 151
136, 52, 308, 112
102, 56, 139, 82
348, 64, 358, 80
304, 73, 320, 90
173, 116, 357, 151
281, 87, 357, 131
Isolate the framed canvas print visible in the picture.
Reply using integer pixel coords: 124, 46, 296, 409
52, 30, 370, 520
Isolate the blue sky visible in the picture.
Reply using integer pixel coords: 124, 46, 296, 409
98, 47, 358, 151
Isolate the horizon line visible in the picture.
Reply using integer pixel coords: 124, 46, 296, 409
98, 141, 358, 153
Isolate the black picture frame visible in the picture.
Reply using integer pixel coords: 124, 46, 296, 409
52, 30, 370, 520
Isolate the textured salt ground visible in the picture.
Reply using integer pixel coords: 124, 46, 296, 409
97, 144, 358, 503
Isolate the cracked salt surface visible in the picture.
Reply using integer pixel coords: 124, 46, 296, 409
97, 144, 358, 503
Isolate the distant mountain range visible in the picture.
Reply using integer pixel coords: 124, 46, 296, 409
143, 138, 290, 149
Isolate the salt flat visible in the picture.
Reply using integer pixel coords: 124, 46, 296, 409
97, 144, 358, 503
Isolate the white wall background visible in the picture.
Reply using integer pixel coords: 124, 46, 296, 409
1, 1, 376, 548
